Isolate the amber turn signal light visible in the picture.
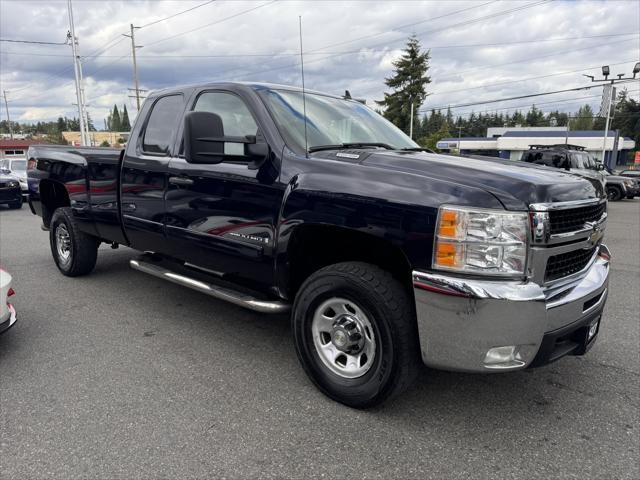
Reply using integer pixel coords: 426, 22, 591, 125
438, 210, 459, 238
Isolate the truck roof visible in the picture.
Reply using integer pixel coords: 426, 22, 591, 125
148, 81, 344, 100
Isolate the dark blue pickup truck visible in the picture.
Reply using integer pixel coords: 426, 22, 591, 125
27, 82, 610, 407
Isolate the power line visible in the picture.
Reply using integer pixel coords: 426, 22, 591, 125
0, 38, 67, 45
420, 80, 637, 112
429, 59, 638, 97
205, 0, 555, 82
144, 0, 277, 47
306, 0, 499, 53
450, 89, 640, 117
3, 32, 636, 60
319, 0, 554, 55
137, 0, 217, 29
452, 38, 635, 76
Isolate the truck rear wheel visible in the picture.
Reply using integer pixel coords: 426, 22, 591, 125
50, 207, 99, 277
292, 262, 420, 408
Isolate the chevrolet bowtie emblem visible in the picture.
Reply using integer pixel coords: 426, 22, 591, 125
585, 222, 602, 246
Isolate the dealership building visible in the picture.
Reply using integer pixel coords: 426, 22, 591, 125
436, 127, 636, 167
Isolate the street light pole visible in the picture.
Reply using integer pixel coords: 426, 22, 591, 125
601, 81, 613, 163
583, 62, 640, 167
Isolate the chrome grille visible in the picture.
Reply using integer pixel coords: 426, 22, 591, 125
545, 247, 597, 282
548, 202, 606, 235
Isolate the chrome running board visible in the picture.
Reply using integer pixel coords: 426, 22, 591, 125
129, 259, 290, 314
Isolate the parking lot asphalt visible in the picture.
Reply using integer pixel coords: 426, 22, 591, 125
0, 200, 638, 480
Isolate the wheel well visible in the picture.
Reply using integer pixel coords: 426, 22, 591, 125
40, 180, 70, 228
285, 224, 413, 299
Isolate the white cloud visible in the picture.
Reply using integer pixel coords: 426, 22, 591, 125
0, 0, 638, 126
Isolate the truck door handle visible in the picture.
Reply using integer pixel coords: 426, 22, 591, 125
169, 176, 194, 186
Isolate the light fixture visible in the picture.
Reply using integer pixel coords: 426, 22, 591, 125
602, 65, 610, 77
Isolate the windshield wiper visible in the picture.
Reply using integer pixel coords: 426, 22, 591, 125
308, 142, 395, 153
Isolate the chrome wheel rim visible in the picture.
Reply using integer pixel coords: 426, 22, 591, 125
311, 297, 376, 379
55, 224, 72, 263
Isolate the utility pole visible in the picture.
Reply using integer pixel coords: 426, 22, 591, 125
457, 125, 463, 155
123, 24, 142, 111
2, 90, 13, 140
583, 62, 639, 166
67, 0, 89, 146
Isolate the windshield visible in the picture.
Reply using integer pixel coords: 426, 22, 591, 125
9, 160, 26, 171
570, 152, 595, 169
260, 89, 419, 153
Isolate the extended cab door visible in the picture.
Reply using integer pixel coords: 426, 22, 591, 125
164, 89, 283, 291
121, 93, 186, 253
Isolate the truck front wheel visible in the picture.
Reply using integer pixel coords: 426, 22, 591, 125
292, 262, 420, 408
50, 207, 99, 277
606, 185, 622, 201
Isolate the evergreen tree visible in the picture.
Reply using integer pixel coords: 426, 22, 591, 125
376, 35, 431, 135
121, 104, 131, 131
86, 113, 96, 132
57, 117, 67, 132
111, 105, 121, 131
569, 104, 595, 130
525, 105, 545, 127
423, 122, 451, 151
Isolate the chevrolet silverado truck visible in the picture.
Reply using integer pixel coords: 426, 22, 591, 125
27, 83, 610, 408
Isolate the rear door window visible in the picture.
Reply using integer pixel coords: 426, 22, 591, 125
142, 95, 184, 155
526, 151, 566, 168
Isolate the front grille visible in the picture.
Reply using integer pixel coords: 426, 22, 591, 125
0, 182, 5, 188
545, 247, 597, 282
548, 202, 605, 235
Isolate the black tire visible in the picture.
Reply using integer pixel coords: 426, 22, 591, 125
606, 186, 622, 201
292, 262, 420, 408
49, 207, 99, 277
8, 197, 22, 209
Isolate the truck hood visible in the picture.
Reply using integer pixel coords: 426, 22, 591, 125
359, 151, 605, 210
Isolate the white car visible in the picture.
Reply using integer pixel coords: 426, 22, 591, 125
0, 268, 17, 334
0, 158, 28, 196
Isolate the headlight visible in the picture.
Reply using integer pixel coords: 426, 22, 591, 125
433, 206, 529, 276
7, 181, 19, 188
623, 179, 634, 187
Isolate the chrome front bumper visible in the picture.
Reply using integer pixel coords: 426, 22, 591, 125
412, 244, 610, 372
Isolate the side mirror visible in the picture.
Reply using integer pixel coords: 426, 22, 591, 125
596, 163, 605, 171
184, 111, 226, 164
184, 111, 269, 166
0, 168, 10, 175
245, 134, 269, 170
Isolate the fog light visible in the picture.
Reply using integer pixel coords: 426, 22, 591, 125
483, 345, 535, 369
484, 346, 517, 365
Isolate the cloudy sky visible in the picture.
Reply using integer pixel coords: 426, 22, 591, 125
1, 0, 639, 128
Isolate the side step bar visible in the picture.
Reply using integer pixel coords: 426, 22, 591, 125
129, 259, 291, 314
